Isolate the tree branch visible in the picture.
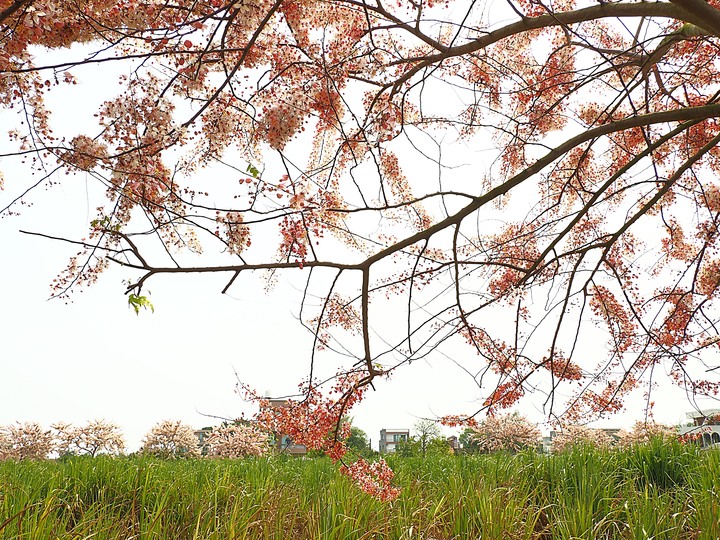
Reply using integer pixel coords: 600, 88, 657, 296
669, 0, 720, 36
0, 0, 32, 26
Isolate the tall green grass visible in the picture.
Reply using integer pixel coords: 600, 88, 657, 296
1, 443, 719, 539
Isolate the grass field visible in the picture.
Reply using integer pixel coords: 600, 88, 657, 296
1, 440, 719, 539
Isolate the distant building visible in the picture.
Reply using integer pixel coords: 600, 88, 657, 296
194, 426, 213, 455
601, 428, 622, 442
271, 433, 308, 456
680, 409, 720, 447
268, 399, 308, 456
541, 433, 554, 453
379, 428, 410, 453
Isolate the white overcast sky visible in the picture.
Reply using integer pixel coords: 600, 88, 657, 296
0, 27, 712, 452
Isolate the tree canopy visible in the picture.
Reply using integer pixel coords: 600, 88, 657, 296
3, 0, 720, 496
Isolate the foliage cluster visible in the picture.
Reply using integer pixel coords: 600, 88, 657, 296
394, 419, 452, 457
1, 443, 719, 539
344, 425, 372, 457
394, 437, 453, 458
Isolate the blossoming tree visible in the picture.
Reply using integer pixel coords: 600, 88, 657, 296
4, 0, 720, 497
552, 424, 614, 452
205, 422, 270, 458
468, 413, 542, 453
616, 420, 678, 447
52, 420, 125, 457
141, 420, 201, 458
0, 422, 54, 460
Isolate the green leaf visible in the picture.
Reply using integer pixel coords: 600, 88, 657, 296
128, 293, 154, 315
246, 163, 261, 179
90, 215, 120, 232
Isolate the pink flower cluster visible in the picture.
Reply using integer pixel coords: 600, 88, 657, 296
218, 211, 251, 255
242, 371, 401, 500
249, 373, 367, 457
340, 458, 400, 501
64, 135, 108, 171
261, 99, 305, 151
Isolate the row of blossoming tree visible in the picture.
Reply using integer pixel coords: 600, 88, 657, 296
4, 0, 720, 499
1, 415, 681, 461
461, 414, 680, 453
0, 419, 268, 460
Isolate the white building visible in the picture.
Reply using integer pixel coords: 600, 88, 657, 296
379, 428, 410, 453
679, 409, 720, 447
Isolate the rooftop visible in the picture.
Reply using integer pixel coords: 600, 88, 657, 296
686, 409, 720, 419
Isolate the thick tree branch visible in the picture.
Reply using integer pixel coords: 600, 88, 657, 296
0, 0, 32, 26
669, 0, 720, 36
364, 104, 720, 267
388, 1, 712, 91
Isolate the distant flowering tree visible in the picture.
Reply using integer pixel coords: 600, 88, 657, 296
552, 425, 613, 453
205, 422, 269, 458
0, 422, 54, 460
0, 432, 6, 459
141, 420, 201, 458
617, 421, 678, 447
470, 413, 541, 453
52, 420, 125, 457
